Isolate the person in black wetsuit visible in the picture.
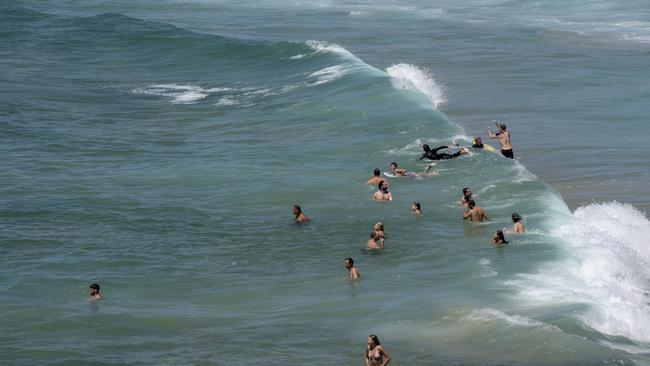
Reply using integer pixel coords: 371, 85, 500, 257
418, 144, 469, 161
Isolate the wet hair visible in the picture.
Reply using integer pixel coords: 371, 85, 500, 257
462, 187, 471, 196
374, 222, 384, 231
293, 205, 302, 213
412, 202, 421, 210
390, 162, 397, 167
373, 168, 381, 176
89, 283, 100, 291
496, 230, 508, 244
499, 124, 507, 131
422, 144, 431, 152
370, 232, 377, 239
467, 199, 476, 209
369, 334, 381, 346
512, 213, 522, 223
345, 257, 354, 266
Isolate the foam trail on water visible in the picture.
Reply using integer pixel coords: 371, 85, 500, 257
386, 64, 446, 109
511, 202, 650, 343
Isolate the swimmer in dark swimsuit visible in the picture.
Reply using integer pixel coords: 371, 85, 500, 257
365, 335, 391, 366
472, 137, 484, 148
419, 144, 469, 161
492, 230, 509, 246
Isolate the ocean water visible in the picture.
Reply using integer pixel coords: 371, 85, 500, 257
1, 1, 650, 365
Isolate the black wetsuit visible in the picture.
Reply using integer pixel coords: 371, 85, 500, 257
419, 146, 463, 160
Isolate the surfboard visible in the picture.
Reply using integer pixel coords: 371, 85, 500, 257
383, 172, 417, 178
483, 144, 497, 153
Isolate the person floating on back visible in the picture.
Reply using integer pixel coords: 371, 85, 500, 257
463, 199, 490, 222
344, 257, 360, 280
511, 213, 525, 233
89, 283, 102, 300
292, 205, 310, 223
492, 230, 509, 246
411, 201, 422, 216
372, 181, 393, 201
488, 122, 514, 159
367, 168, 387, 185
419, 144, 469, 161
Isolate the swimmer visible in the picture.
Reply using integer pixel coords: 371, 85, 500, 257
463, 200, 490, 222
419, 143, 470, 161
492, 230, 509, 245
365, 335, 391, 366
511, 213, 525, 233
372, 181, 393, 201
89, 283, 102, 300
461, 188, 473, 207
373, 222, 386, 247
367, 232, 383, 250
344, 257, 360, 280
367, 168, 387, 185
293, 205, 310, 223
472, 137, 484, 148
411, 202, 422, 216
389, 162, 408, 176
488, 122, 514, 159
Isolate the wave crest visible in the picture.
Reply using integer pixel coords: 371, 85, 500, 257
386, 64, 446, 109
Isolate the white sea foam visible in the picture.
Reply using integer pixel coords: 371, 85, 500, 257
463, 308, 560, 331
308, 64, 350, 85
306, 40, 356, 60
386, 64, 446, 108
132, 84, 216, 104
215, 96, 238, 106
289, 54, 305, 60
511, 202, 650, 343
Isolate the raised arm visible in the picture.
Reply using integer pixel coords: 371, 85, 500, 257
487, 128, 497, 139
463, 209, 472, 220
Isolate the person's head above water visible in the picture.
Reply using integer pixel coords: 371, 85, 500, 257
494, 229, 508, 244
292, 205, 302, 216
412, 201, 421, 210
374, 222, 384, 231
422, 144, 431, 152
462, 188, 472, 197
512, 213, 522, 223
345, 257, 354, 268
368, 334, 381, 348
373, 168, 381, 177
89, 283, 101, 298
467, 199, 476, 209
378, 181, 388, 191
390, 162, 398, 170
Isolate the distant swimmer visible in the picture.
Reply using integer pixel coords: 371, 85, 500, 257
463, 200, 490, 222
367, 232, 383, 250
419, 144, 469, 161
461, 187, 473, 207
385, 162, 437, 177
373, 222, 386, 247
389, 162, 409, 176
293, 205, 310, 223
488, 122, 514, 159
344, 257, 360, 280
372, 181, 393, 201
365, 335, 391, 366
367, 168, 387, 185
472, 137, 484, 148
511, 213, 525, 233
411, 201, 422, 216
492, 230, 509, 245
89, 283, 102, 300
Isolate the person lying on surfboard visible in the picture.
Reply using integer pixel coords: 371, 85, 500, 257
419, 143, 470, 161
385, 162, 438, 177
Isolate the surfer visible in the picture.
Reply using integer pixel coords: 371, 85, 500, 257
293, 205, 310, 223
372, 181, 393, 201
411, 202, 422, 216
511, 213, 525, 233
488, 122, 514, 159
463, 200, 490, 222
89, 283, 102, 300
365, 335, 391, 366
461, 188, 473, 207
492, 230, 509, 245
344, 257, 360, 280
367, 168, 387, 185
367, 232, 383, 249
419, 144, 469, 161
389, 162, 410, 176
472, 137, 484, 148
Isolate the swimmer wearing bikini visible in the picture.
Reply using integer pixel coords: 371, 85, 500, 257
365, 335, 391, 366
373, 222, 386, 247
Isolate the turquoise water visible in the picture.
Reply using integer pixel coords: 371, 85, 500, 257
2, 1, 650, 365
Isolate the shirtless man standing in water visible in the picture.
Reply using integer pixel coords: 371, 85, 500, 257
463, 200, 490, 222
488, 122, 514, 159
367, 168, 387, 185
344, 257, 360, 280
